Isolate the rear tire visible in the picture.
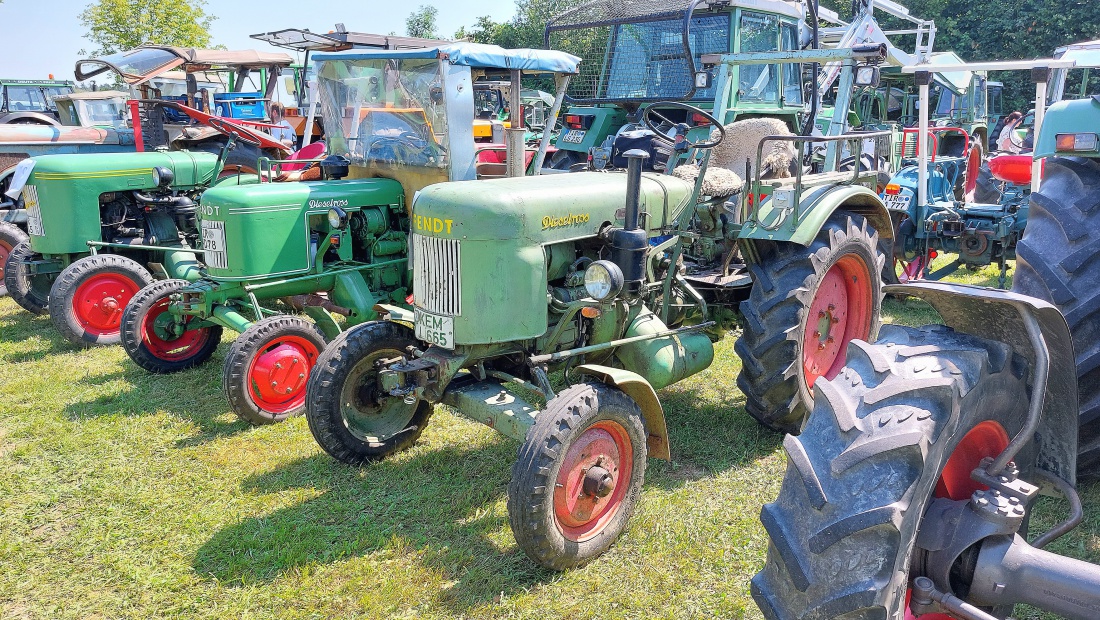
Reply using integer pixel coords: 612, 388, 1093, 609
121, 279, 222, 373
752, 325, 1030, 620
735, 212, 884, 434
223, 315, 326, 425
3, 241, 50, 314
305, 321, 433, 463
0, 221, 27, 297
48, 254, 153, 347
508, 382, 647, 570
1012, 156, 1100, 475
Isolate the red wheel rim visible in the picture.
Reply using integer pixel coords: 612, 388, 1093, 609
553, 420, 633, 543
802, 254, 874, 388
964, 143, 981, 196
0, 239, 12, 274
72, 272, 143, 337
141, 296, 211, 361
904, 420, 1009, 620
245, 334, 320, 414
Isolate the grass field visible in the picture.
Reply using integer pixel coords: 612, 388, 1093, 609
0, 262, 1097, 619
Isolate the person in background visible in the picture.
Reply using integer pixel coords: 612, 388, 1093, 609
997, 111, 1023, 153
269, 102, 297, 149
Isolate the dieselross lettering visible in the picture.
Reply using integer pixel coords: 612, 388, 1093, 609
308, 198, 350, 209
542, 212, 590, 230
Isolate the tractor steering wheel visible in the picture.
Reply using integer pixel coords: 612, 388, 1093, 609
208, 117, 264, 147
642, 102, 725, 150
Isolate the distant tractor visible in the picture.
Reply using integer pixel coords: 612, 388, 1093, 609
0, 78, 75, 125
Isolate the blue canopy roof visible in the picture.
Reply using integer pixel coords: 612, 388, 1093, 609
313, 42, 581, 74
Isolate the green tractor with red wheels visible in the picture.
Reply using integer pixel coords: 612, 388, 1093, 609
302, 46, 898, 570
752, 88, 1100, 620
120, 44, 579, 424
1, 111, 288, 346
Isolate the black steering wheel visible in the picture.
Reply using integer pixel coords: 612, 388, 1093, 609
642, 102, 725, 150
208, 117, 264, 147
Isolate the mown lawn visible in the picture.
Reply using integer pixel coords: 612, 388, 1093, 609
0, 261, 1096, 619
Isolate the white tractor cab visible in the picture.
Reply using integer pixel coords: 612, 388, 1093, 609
877, 58, 1076, 287
1051, 39, 1100, 102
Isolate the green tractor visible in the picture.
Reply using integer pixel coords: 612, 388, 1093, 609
119, 44, 578, 425
752, 83, 1100, 620
2, 117, 286, 346
303, 45, 896, 570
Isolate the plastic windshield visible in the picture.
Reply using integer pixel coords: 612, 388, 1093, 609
76, 97, 129, 128
317, 57, 449, 170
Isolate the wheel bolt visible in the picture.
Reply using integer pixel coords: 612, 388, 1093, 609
828, 304, 836, 311
826, 336, 835, 344
818, 343, 826, 350
818, 310, 826, 318
271, 381, 278, 387
274, 363, 282, 370
831, 316, 840, 324
813, 330, 820, 338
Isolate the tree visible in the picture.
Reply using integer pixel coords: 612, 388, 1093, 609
406, 5, 439, 39
80, 0, 216, 56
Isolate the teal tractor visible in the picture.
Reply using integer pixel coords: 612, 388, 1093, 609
303, 45, 896, 570
2, 118, 285, 345
120, 44, 578, 425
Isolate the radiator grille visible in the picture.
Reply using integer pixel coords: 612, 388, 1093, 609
413, 234, 461, 316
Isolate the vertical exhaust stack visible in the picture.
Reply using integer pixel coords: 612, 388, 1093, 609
611, 149, 651, 295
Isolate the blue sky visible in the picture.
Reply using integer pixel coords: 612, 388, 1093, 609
0, 0, 517, 79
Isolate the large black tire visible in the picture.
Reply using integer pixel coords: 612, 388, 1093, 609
752, 325, 1031, 620
1012, 156, 1100, 475
973, 161, 1002, 204
3, 241, 50, 314
121, 279, 223, 373
305, 321, 433, 463
48, 254, 154, 347
735, 212, 885, 434
508, 382, 647, 570
0, 221, 28, 297
223, 315, 326, 425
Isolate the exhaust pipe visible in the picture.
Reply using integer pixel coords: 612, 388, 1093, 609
610, 149, 650, 294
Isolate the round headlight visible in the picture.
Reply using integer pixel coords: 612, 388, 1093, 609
584, 260, 624, 301
327, 206, 348, 229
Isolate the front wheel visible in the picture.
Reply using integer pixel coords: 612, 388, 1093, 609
305, 321, 434, 464
121, 279, 223, 373
751, 325, 1030, 620
508, 382, 647, 570
0, 221, 28, 297
48, 254, 154, 346
735, 212, 884, 434
4, 241, 51, 314
223, 315, 326, 425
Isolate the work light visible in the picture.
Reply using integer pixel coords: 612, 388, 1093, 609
584, 260, 624, 301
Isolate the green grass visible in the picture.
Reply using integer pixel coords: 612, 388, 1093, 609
0, 260, 1096, 619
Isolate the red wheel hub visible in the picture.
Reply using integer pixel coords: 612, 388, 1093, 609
803, 254, 873, 388
72, 273, 142, 337
246, 335, 320, 414
0, 240, 12, 274
554, 420, 633, 542
141, 297, 211, 361
904, 420, 1010, 620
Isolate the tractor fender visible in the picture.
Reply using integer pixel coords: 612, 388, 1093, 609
885, 281, 1079, 489
740, 183, 893, 248
0, 112, 60, 127
575, 364, 671, 461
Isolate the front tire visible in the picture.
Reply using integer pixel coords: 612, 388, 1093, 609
48, 254, 153, 346
752, 325, 1030, 620
4, 241, 50, 314
0, 221, 28, 297
508, 382, 647, 570
223, 315, 326, 425
305, 321, 433, 464
1012, 156, 1100, 475
736, 212, 884, 434
121, 279, 223, 373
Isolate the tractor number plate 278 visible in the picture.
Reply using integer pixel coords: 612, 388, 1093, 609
415, 309, 454, 349
200, 220, 228, 269
562, 129, 586, 144
883, 194, 911, 212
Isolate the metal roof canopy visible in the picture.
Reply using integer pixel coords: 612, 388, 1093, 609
902, 58, 1078, 205
251, 28, 450, 53
313, 43, 581, 74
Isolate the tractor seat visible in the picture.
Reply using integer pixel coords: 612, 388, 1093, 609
671, 164, 744, 198
988, 154, 1035, 186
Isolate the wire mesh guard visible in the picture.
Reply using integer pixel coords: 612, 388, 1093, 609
133, 101, 169, 151
546, 0, 729, 104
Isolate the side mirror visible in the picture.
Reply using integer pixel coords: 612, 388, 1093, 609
855, 66, 881, 88
694, 71, 712, 89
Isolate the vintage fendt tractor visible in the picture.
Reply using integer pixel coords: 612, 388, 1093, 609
303, 44, 898, 570
753, 68, 1100, 620
119, 44, 578, 425
2, 116, 287, 346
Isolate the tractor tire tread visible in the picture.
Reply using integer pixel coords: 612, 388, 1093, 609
48, 254, 153, 347
4, 241, 49, 314
121, 279, 222, 373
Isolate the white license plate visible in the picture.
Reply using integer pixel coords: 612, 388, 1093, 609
200, 220, 228, 269
883, 193, 911, 211
415, 309, 454, 349
23, 185, 44, 237
561, 129, 586, 144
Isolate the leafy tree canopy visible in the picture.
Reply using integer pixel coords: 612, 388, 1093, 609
406, 5, 440, 39
80, 0, 216, 56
